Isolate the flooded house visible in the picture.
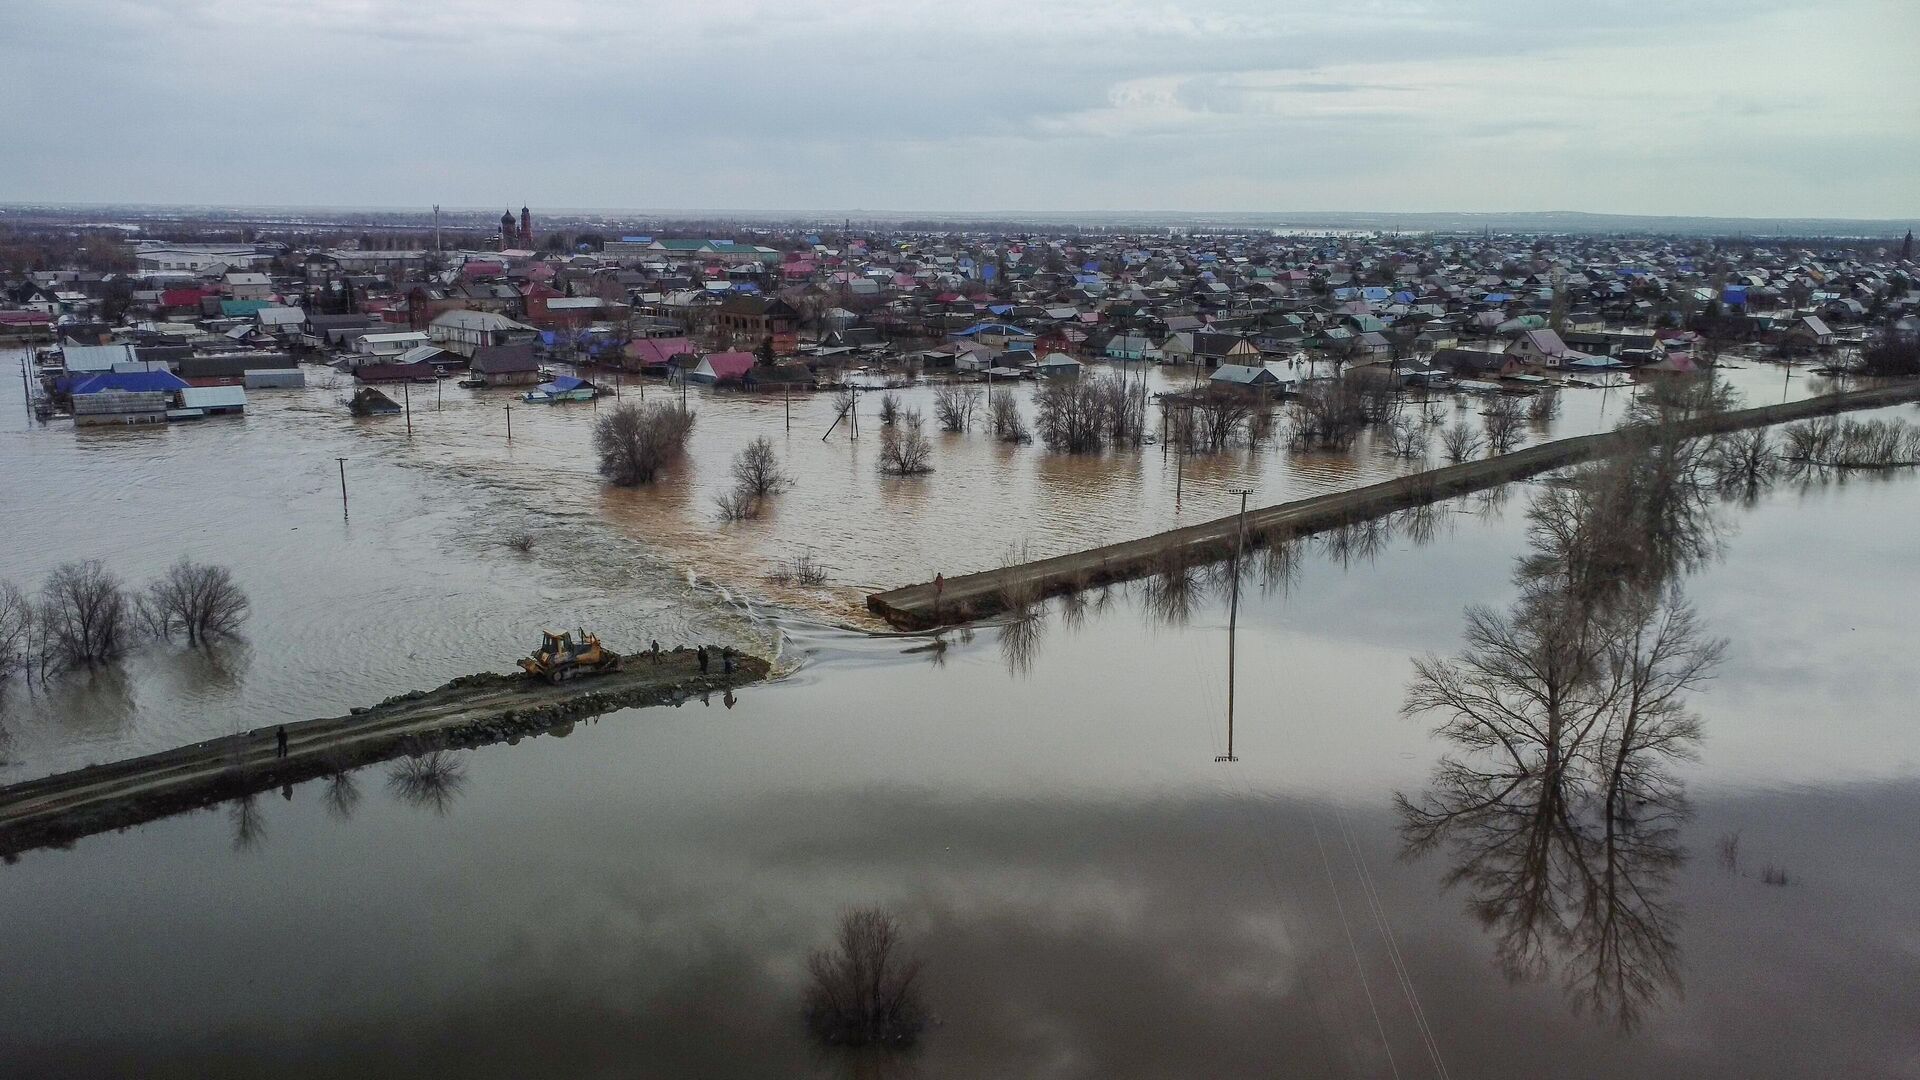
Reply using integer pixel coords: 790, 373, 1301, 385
468, 342, 542, 387
686, 351, 756, 386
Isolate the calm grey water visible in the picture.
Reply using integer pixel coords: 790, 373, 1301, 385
2, 348, 1915, 1076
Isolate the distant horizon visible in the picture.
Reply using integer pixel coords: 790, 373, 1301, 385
1, 201, 1911, 236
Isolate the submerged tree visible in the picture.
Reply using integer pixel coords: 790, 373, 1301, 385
0, 580, 29, 679
931, 382, 981, 433
989, 389, 1031, 444
803, 908, 927, 1048
37, 560, 131, 669
877, 409, 933, 475
594, 402, 696, 486
145, 558, 251, 646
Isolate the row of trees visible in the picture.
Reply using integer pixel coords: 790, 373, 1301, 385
0, 559, 249, 680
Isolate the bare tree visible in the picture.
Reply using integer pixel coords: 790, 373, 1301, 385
37, 560, 131, 668
1288, 380, 1369, 451
877, 391, 901, 427
1035, 377, 1112, 452
714, 487, 762, 521
1440, 421, 1483, 463
1527, 386, 1563, 422
1483, 394, 1526, 454
1180, 387, 1257, 452
1383, 414, 1429, 458
146, 558, 251, 646
877, 409, 933, 474
731, 436, 792, 497
0, 580, 28, 679
989, 389, 1031, 444
932, 382, 982, 433
1091, 374, 1146, 444
594, 402, 696, 486
803, 908, 927, 1047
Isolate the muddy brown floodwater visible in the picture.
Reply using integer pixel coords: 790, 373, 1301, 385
2, 346, 1915, 1077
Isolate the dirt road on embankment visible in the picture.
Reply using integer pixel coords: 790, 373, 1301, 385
869, 380, 1920, 628
0, 647, 768, 858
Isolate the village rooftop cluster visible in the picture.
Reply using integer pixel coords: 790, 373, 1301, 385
5, 210, 1917, 424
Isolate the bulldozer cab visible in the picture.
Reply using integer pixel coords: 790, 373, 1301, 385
534, 631, 573, 658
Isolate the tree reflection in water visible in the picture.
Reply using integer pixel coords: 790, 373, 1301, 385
229, 791, 266, 852
1400, 446, 1727, 1031
386, 749, 469, 815
322, 770, 362, 820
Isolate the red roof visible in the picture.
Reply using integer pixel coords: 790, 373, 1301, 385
461, 261, 505, 278
0, 310, 52, 325
625, 337, 694, 365
161, 289, 208, 308
701, 352, 756, 379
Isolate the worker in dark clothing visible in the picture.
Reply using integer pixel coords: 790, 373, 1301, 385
722, 648, 735, 675
275, 727, 288, 758
697, 646, 709, 673
650, 639, 661, 663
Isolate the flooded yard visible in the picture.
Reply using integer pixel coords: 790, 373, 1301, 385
2, 379, 1916, 1076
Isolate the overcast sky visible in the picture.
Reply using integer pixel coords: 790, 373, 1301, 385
3, 0, 1914, 219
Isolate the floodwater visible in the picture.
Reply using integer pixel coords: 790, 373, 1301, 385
0, 348, 1827, 779
2, 382, 1918, 1075
2, 345, 1916, 1076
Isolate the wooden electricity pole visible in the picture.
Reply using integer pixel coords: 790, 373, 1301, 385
1218, 486, 1252, 763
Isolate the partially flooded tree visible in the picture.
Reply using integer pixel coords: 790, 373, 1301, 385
1383, 414, 1429, 458
803, 908, 927, 1048
1527, 387, 1562, 423
1287, 381, 1369, 451
931, 382, 981, 433
37, 560, 131, 669
1621, 374, 1737, 429
0, 580, 29, 679
594, 402, 696, 486
989, 389, 1030, 444
877, 409, 933, 475
877, 391, 901, 427
1441, 420, 1483, 463
1483, 394, 1526, 454
145, 558, 251, 646
1035, 377, 1107, 452
731, 436, 792, 498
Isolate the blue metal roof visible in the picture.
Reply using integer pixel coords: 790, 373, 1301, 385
68, 370, 188, 394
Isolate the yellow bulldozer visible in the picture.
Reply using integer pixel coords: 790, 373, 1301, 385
519, 629, 624, 684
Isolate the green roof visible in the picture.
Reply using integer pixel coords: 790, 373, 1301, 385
220, 299, 271, 317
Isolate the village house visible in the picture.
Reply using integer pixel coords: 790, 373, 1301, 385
468, 342, 542, 387
686, 351, 756, 385
715, 295, 800, 352
222, 272, 274, 301
428, 309, 538, 358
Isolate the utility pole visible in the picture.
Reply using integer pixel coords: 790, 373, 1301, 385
403, 380, 412, 436
335, 457, 349, 518
505, 402, 512, 442
1218, 486, 1253, 763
